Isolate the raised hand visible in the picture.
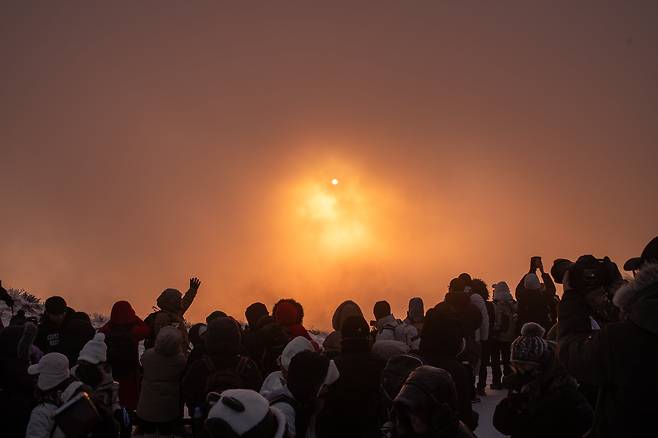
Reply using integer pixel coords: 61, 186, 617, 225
190, 277, 201, 292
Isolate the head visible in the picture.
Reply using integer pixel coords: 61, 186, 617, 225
373, 300, 392, 320
406, 298, 424, 323
189, 323, 208, 347
287, 350, 331, 403
448, 277, 466, 293
205, 389, 287, 438
110, 301, 138, 325
331, 300, 363, 332
393, 366, 460, 437
340, 315, 371, 353
280, 336, 314, 374
470, 278, 489, 300
206, 310, 228, 325
205, 317, 242, 356
623, 236, 658, 276
78, 332, 107, 365
28, 352, 71, 391
273, 299, 302, 327
523, 273, 542, 291
155, 326, 183, 356
510, 322, 550, 375
245, 302, 269, 328
419, 308, 465, 357
44, 296, 68, 326
492, 282, 513, 301
381, 354, 424, 403
157, 288, 183, 314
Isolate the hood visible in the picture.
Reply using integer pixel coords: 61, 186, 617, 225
274, 301, 299, 327
155, 326, 182, 356
406, 297, 424, 323
394, 366, 458, 428
331, 300, 363, 331
157, 288, 182, 314
493, 282, 514, 301
110, 301, 139, 325
280, 336, 314, 371
613, 262, 658, 335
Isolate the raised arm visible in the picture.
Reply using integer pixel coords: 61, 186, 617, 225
181, 277, 201, 314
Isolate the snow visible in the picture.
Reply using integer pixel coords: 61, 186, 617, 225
472, 370, 507, 438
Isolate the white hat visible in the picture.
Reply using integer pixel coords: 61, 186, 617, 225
28, 352, 71, 390
280, 336, 314, 371
78, 333, 107, 364
523, 273, 541, 291
207, 389, 286, 438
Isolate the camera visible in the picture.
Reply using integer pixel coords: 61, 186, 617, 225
567, 255, 621, 293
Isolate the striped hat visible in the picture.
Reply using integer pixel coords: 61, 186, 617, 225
511, 322, 549, 365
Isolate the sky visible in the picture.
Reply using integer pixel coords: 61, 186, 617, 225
1, 2, 657, 329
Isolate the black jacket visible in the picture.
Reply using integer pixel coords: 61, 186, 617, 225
559, 262, 658, 437
34, 307, 75, 354
493, 355, 592, 438
516, 273, 555, 332
316, 339, 385, 438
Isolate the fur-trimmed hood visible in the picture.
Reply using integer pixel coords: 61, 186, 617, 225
613, 262, 658, 335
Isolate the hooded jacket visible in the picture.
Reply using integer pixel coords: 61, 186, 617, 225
99, 301, 151, 410
25, 380, 84, 438
273, 301, 317, 349
516, 273, 556, 332
492, 285, 518, 343
559, 262, 658, 437
469, 293, 489, 342
34, 307, 75, 354
322, 300, 363, 357
374, 314, 419, 350
150, 286, 198, 351
137, 327, 187, 423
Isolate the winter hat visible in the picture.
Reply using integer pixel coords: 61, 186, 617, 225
206, 389, 286, 438
280, 336, 314, 371
381, 354, 424, 401
493, 282, 513, 301
331, 300, 363, 332
155, 326, 183, 356
205, 317, 241, 356
523, 273, 541, 291
245, 302, 269, 328
287, 350, 331, 402
407, 297, 424, 323
510, 323, 549, 365
78, 333, 107, 364
45, 296, 67, 315
28, 352, 71, 391
624, 236, 658, 271
110, 301, 138, 325
373, 300, 392, 320
157, 288, 182, 313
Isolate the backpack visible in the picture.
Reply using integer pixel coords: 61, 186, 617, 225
53, 391, 101, 438
203, 356, 251, 399
105, 325, 139, 379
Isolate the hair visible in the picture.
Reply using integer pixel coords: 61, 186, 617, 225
470, 278, 489, 300
273, 298, 304, 324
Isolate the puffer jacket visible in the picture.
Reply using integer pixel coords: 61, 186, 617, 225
137, 327, 186, 423
559, 262, 658, 437
322, 300, 363, 357
25, 381, 84, 438
149, 286, 198, 351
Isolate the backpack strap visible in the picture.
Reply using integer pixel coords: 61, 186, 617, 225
234, 356, 250, 376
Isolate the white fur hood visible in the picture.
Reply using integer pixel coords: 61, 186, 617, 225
613, 262, 658, 335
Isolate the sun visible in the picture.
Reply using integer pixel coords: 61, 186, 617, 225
331, 178, 339, 186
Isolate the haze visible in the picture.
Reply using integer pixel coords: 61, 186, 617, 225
2, 2, 657, 329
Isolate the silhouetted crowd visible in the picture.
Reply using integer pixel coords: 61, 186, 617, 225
1, 236, 658, 438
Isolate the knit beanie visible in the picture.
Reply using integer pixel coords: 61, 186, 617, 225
78, 333, 107, 364
523, 273, 541, 291
205, 317, 242, 356
510, 322, 549, 365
